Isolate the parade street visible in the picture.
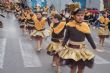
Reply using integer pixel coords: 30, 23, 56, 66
0, 12, 110, 73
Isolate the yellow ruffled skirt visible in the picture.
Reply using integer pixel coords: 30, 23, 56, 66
98, 27, 109, 38
59, 46, 94, 61
31, 29, 51, 38
31, 30, 45, 37
47, 41, 62, 56
58, 41, 95, 68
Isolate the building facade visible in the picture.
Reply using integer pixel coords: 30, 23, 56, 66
72, 0, 86, 9
46, 0, 105, 12
86, 0, 104, 11
104, 0, 110, 8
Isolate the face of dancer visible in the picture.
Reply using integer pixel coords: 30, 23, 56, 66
36, 13, 42, 19
74, 13, 84, 23
52, 17, 59, 23
103, 12, 107, 18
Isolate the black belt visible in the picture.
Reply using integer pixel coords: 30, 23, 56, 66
51, 38, 61, 43
68, 43, 80, 49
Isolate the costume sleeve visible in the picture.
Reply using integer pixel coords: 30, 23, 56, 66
85, 33, 96, 49
46, 17, 51, 26
62, 26, 69, 47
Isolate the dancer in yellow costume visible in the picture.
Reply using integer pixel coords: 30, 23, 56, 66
58, 4, 102, 73
44, 5, 49, 12
31, 11, 47, 52
19, 10, 26, 32
98, 11, 110, 47
47, 14, 66, 73
25, 9, 34, 34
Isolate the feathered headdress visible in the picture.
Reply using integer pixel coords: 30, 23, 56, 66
66, 2, 81, 11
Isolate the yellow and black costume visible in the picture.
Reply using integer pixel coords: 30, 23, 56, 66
15, 6, 21, 18
19, 13, 26, 29
25, 12, 35, 31
31, 14, 47, 40
98, 16, 110, 38
47, 21, 66, 56
58, 20, 96, 68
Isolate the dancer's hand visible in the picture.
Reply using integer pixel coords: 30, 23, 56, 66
95, 48, 104, 52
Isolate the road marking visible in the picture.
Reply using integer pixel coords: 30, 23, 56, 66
0, 38, 7, 69
19, 39, 42, 67
95, 55, 110, 64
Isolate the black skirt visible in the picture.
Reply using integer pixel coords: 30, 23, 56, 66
60, 58, 94, 68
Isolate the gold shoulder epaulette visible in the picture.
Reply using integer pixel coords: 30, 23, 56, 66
77, 22, 91, 33
53, 22, 66, 34
66, 21, 75, 27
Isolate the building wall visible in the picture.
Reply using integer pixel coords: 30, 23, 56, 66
27, 0, 32, 8
46, 0, 105, 11
46, 0, 87, 11
46, 0, 61, 11
46, 0, 73, 12
104, 0, 110, 8
100, 0, 104, 11
30, 0, 47, 8
72, 0, 86, 9
86, 0, 104, 11
60, 0, 73, 10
